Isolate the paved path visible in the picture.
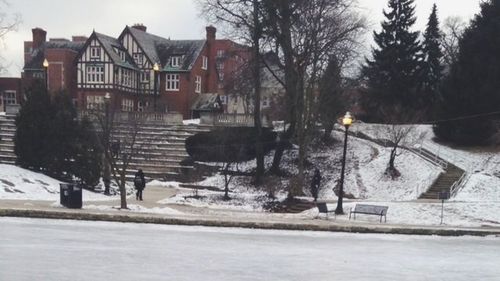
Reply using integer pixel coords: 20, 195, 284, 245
1, 185, 500, 237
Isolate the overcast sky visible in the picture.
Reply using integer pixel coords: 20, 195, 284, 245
0, 0, 482, 77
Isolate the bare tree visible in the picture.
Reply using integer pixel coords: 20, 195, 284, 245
199, 0, 266, 184
0, 0, 20, 73
374, 113, 426, 179
262, 0, 366, 196
440, 16, 466, 69
86, 108, 149, 209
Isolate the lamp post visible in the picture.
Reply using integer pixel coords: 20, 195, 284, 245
43, 58, 49, 91
335, 111, 353, 215
153, 63, 160, 112
103, 92, 111, 195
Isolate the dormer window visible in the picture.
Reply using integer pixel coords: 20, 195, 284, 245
170, 56, 182, 68
90, 47, 101, 59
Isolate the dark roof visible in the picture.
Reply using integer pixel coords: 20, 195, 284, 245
191, 93, 222, 111
23, 41, 85, 70
126, 26, 205, 72
94, 32, 137, 70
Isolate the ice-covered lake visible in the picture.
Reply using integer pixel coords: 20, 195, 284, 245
0, 217, 499, 281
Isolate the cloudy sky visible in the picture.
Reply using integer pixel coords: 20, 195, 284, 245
0, 0, 482, 77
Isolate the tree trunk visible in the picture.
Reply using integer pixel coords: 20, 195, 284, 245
270, 2, 298, 174
223, 163, 230, 200
389, 146, 397, 170
252, 0, 264, 185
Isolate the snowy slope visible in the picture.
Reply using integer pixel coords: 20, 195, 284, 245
0, 164, 117, 201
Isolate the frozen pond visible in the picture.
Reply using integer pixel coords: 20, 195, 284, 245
0, 217, 499, 281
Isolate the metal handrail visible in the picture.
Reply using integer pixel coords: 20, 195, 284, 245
450, 172, 469, 197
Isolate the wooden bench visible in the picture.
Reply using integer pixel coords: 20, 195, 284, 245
316, 202, 336, 219
349, 204, 388, 223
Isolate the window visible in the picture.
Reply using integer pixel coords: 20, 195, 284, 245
141, 71, 150, 82
217, 50, 225, 58
87, 65, 104, 83
220, 95, 227, 105
86, 95, 104, 110
217, 62, 224, 82
166, 74, 180, 91
120, 51, 126, 62
202, 56, 208, 70
33, 72, 44, 79
3, 91, 17, 105
195, 76, 202, 93
170, 56, 181, 67
133, 53, 143, 65
262, 96, 269, 108
90, 47, 101, 59
137, 101, 149, 112
121, 68, 132, 87
121, 99, 134, 112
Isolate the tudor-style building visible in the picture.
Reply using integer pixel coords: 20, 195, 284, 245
23, 24, 247, 119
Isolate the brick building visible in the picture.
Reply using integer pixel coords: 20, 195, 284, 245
23, 25, 250, 119
0, 77, 21, 113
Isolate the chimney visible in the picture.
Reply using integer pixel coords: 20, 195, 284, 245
132, 24, 147, 32
32, 28, 47, 50
72, 36, 88, 42
206, 26, 216, 42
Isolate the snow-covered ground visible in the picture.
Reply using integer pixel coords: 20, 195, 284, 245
1, 123, 499, 228
0, 164, 119, 201
2, 218, 499, 281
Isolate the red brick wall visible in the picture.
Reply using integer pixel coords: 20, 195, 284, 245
45, 48, 78, 95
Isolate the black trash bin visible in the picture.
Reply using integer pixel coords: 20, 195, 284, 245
59, 183, 82, 209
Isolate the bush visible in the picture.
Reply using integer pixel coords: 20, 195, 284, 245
185, 127, 277, 163
433, 119, 497, 146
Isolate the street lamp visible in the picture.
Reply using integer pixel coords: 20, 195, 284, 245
43, 58, 49, 91
335, 111, 353, 215
153, 63, 160, 112
103, 92, 111, 195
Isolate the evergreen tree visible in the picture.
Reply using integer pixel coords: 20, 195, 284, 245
362, 0, 422, 121
434, 0, 500, 145
14, 81, 53, 172
420, 4, 444, 110
15, 84, 102, 186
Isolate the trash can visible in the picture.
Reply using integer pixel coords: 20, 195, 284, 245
59, 183, 82, 209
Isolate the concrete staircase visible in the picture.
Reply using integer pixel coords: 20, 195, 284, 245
419, 163, 465, 200
0, 114, 16, 165
0, 113, 213, 181
108, 122, 211, 181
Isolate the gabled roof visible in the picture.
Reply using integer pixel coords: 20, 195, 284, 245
124, 26, 206, 72
157, 40, 206, 72
93, 32, 137, 70
24, 41, 85, 70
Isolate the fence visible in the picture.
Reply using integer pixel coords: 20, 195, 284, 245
200, 112, 272, 127
79, 110, 183, 125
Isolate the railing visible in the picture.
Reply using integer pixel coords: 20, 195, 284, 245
79, 110, 183, 125
450, 172, 469, 198
4, 104, 20, 115
200, 112, 272, 127
408, 146, 448, 170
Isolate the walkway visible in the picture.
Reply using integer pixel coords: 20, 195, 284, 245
1, 185, 499, 237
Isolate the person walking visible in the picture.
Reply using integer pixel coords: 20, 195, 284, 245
310, 168, 321, 202
134, 169, 146, 201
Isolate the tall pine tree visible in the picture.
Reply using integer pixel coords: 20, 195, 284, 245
420, 4, 443, 111
434, 0, 500, 145
363, 0, 422, 122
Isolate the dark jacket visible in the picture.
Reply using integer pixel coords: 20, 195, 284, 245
134, 171, 146, 190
